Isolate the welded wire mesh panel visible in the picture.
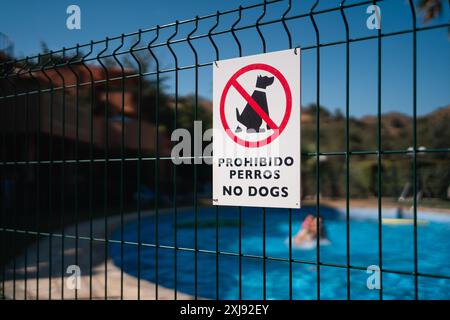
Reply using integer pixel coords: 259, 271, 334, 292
0, 0, 449, 300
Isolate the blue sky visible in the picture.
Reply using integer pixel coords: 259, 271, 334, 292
1, 0, 449, 117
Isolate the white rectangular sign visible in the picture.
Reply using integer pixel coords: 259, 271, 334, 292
212, 49, 301, 209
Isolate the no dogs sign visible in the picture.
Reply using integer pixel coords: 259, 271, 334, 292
212, 49, 301, 209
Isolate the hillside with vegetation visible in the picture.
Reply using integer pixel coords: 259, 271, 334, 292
299, 104, 450, 200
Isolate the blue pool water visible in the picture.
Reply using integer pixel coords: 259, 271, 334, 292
109, 206, 450, 299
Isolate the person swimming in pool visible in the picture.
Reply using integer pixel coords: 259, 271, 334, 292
293, 214, 328, 246
293, 214, 314, 245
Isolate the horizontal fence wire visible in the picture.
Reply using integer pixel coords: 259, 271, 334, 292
1, 0, 450, 300
0, 148, 449, 166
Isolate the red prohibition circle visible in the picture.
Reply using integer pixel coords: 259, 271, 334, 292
220, 63, 292, 148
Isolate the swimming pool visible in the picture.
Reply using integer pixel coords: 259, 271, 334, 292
109, 206, 450, 299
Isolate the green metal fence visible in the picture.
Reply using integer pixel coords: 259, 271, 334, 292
1, 0, 449, 300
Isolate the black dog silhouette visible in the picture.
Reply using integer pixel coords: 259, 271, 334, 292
235, 75, 274, 133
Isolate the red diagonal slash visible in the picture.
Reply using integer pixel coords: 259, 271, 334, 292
231, 79, 279, 130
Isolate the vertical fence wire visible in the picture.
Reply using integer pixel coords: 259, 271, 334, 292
15, 60, 29, 300
131, 29, 145, 300
112, 35, 125, 300
15, 61, 26, 300
374, 0, 383, 301
408, 0, 419, 300
28, 57, 41, 300
187, 17, 200, 300
0, 77, 4, 299
4, 61, 18, 299
167, 20, 180, 300
60, 49, 67, 300
4, 66, 12, 301
149, 27, 161, 300
340, 0, 351, 300
0, 69, 6, 298
207, 11, 221, 300
24, 59, 30, 300
256, 0, 268, 301
51, 49, 66, 300
78, 41, 95, 299
74, 46, 80, 301
281, 0, 293, 301
150, 27, 163, 300
66, 45, 81, 300
309, 0, 321, 300
22, 59, 31, 300
40, 54, 54, 299
97, 38, 110, 300
230, 5, 244, 301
